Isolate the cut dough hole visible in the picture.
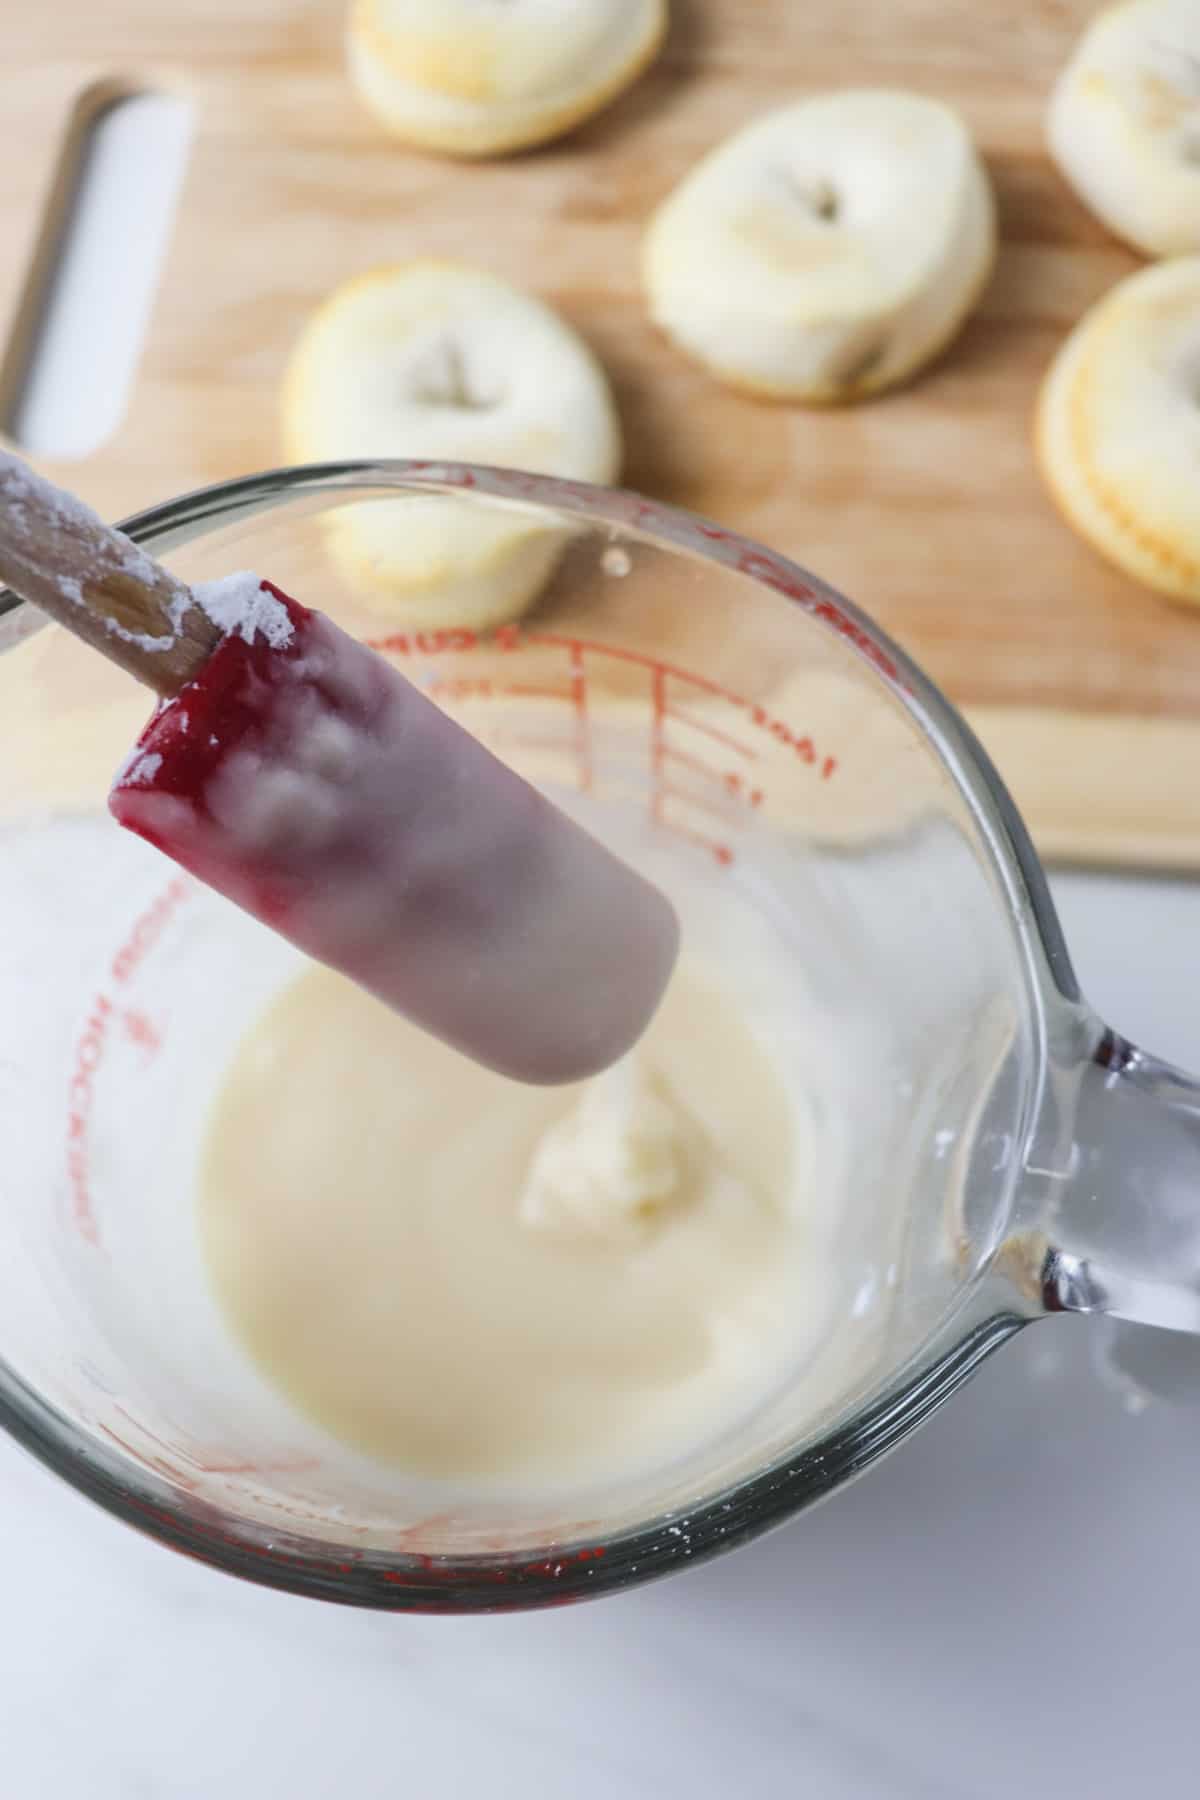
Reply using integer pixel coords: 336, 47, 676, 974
408, 338, 500, 412
778, 165, 840, 222
806, 179, 840, 222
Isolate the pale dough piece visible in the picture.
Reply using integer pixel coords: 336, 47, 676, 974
1036, 257, 1200, 604
347, 0, 668, 156
643, 90, 995, 403
1047, 0, 1200, 257
282, 262, 621, 630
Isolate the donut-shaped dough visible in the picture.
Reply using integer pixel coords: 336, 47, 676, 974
643, 90, 995, 404
282, 262, 621, 629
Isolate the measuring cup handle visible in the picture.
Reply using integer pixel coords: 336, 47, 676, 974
1019, 1029, 1200, 1335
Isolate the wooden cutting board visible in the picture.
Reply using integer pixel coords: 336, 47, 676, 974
2, 1, 1196, 868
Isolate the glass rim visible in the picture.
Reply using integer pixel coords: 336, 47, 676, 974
0, 460, 1070, 1609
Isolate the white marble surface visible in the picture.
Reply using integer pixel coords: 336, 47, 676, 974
2, 867, 1200, 1797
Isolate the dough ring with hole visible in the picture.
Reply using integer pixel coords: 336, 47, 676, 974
1035, 256, 1200, 604
282, 262, 621, 630
1047, 0, 1200, 257
642, 90, 995, 404
347, 0, 667, 156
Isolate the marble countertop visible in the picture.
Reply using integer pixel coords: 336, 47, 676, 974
3, 867, 1200, 1797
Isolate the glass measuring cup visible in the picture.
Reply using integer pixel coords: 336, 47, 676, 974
0, 461, 1193, 1612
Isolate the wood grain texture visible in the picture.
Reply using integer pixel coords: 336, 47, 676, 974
2, 1, 1198, 862
0, 457, 219, 695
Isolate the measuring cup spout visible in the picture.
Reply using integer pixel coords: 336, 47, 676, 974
1015, 1027, 1200, 1335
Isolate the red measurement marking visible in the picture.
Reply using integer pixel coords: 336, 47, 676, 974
65, 995, 111, 1245
734, 702, 821, 763
524, 632, 741, 699
404, 462, 477, 489
723, 547, 905, 687
807, 597, 901, 684
658, 782, 742, 829
426, 677, 495, 702
660, 744, 744, 791
367, 628, 479, 657
649, 665, 667, 827
781, 728, 816, 763
393, 1513, 458, 1543
187, 1454, 321, 1477
109, 876, 190, 986
487, 731, 586, 763
65, 880, 194, 1246
123, 1009, 162, 1057
500, 683, 575, 703
111, 1406, 319, 1478
657, 753, 766, 823
99, 1421, 201, 1493
534, 638, 838, 770
373, 625, 839, 777
721, 771, 765, 808
665, 706, 758, 762
132, 1499, 195, 1537
658, 801, 736, 868
108, 1410, 201, 1485
569, 641, 592, 793
733, 549, 818, 604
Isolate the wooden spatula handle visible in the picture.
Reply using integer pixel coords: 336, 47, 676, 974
0, 450, 219, 696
